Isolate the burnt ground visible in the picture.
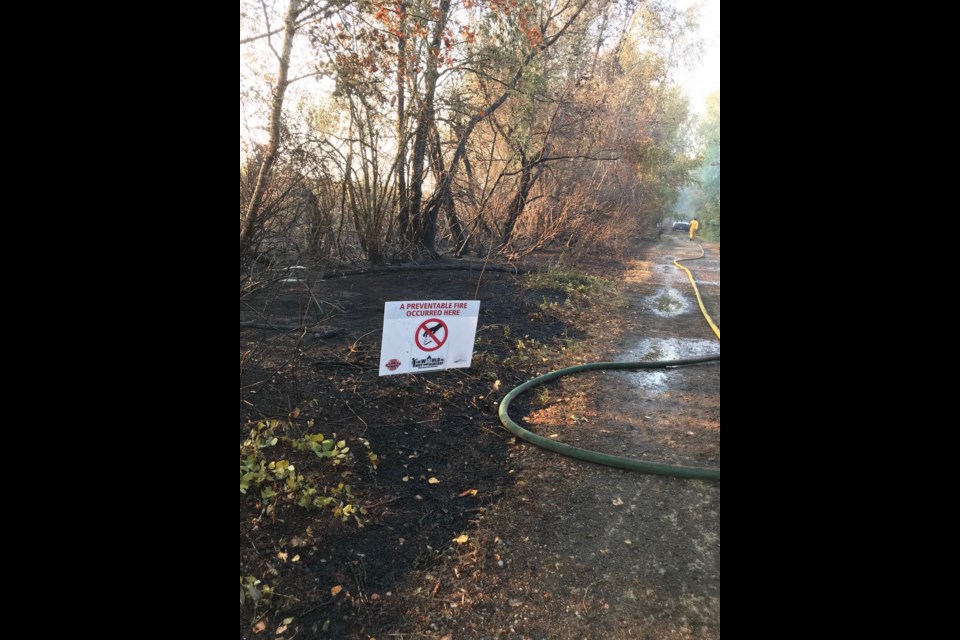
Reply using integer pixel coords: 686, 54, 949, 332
240, 233, 720, 639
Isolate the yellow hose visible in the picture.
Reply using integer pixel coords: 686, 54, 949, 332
674, 243, 720, 340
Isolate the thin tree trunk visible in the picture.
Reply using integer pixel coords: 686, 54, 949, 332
429, 123, 467, 253
240, 0, 302, 251
395, 2, 408, 236
405, 0, 451, 253
499, 153, 540, 249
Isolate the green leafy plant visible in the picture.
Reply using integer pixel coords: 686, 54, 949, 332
526, 269, 619, 304
240, 415, 377, 526
294, 433, 351, 465
240, 574, 274, 608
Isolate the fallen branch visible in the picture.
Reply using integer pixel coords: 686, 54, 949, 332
239, 323, 341, 337
327, 263, 538, 278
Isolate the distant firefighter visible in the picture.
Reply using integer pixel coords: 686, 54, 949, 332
689, 217, 699, 241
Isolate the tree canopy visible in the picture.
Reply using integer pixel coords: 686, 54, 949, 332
240, 0, 712, 276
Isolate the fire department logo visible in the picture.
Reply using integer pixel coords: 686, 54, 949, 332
385, 358, 401, 371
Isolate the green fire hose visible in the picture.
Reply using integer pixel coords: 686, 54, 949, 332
498, 243, 720, 480
498, 357, 720, 480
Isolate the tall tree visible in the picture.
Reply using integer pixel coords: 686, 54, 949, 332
241, 0, 305, 254
399, 0, 453, 252
694, 90, 720, 236
415, 0, 594, 256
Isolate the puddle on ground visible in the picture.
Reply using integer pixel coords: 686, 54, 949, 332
615, 338, 720, 390
644, 287, 691, 316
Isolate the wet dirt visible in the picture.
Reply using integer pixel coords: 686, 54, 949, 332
462, 234, 720, 639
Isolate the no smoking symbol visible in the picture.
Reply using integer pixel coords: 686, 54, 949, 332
415, 318, 448, 352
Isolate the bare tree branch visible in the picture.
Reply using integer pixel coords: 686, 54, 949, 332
240, 2, 339, 46
500, 154, 619, 176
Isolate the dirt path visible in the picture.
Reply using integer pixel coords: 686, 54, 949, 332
394, 235, 720, 638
